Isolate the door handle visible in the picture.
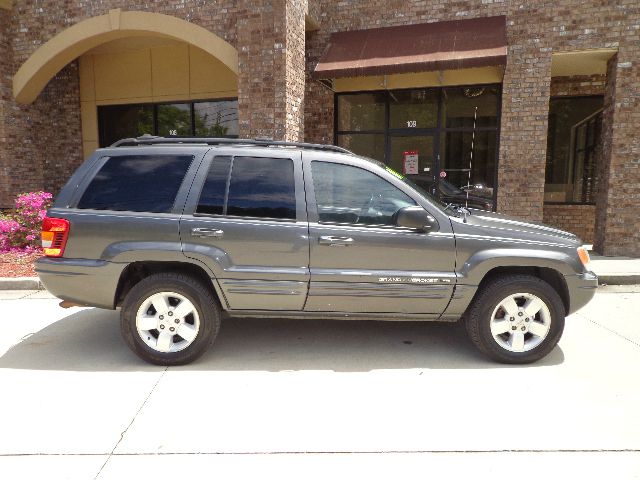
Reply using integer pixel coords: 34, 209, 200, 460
191, 228, 224, 238
319, 236, 354, 246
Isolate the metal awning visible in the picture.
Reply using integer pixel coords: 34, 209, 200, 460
314, 16, 507, 79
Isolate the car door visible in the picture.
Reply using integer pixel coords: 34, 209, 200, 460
303, 152, 456, 315
180, 147, 309, 311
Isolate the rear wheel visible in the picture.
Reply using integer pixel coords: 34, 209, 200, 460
465, 274, 565, 364
120, 273, 220, 365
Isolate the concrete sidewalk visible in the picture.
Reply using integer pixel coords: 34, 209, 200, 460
1, 286, 639, 479
589, 254, 640, 285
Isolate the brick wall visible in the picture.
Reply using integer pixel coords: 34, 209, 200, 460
550, 74, 605, 97
543, 204, 596, 244
595, 46, 640, 256
0, 9, 10, 207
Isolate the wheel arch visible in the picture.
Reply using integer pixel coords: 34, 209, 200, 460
114, 260, 227, 310
472, 266, 570, 316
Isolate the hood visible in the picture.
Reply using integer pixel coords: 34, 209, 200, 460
450, 208, 581, 248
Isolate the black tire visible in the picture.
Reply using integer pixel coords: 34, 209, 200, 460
465, 274, 565, 364
120, 273, 220, 366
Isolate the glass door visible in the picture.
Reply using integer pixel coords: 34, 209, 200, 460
388, 134, 438, 196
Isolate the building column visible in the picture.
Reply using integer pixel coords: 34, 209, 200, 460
236, 0, 306, 142
0, 8, 11, 207
594, 50, 640, 257
496, 16, 552, 222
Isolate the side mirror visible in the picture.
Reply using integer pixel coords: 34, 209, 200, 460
395, 206, 438, 232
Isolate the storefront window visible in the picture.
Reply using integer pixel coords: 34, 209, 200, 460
442, 86, 499, 128
157, 103, 192, 137
194, 101, 239, 137
98, 99, 238, 147
335, 86, 500, 209
98, 104, 154, 147
337, 93, 386, 132
545, 96, 603, 204
336, 134, 385, 162
389, 89, 438, 129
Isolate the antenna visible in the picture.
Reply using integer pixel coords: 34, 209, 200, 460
466, 105, 478, 209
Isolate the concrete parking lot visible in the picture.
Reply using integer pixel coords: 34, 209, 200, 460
0, 285, 639, 479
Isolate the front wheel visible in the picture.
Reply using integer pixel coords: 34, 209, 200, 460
465, 275, 565, 364
120, 273, 220, 366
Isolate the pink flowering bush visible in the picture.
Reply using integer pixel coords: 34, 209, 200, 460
0, 191, 53, 252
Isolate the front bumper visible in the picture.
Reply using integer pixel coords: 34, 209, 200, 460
36, 257, 126, 309
565, 270, 598, 315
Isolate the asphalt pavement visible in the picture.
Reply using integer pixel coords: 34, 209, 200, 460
0, 286, 639, 479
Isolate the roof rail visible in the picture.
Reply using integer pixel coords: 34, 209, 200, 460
110, 135, 353, 154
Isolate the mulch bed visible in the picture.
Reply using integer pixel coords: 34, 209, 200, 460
0, 251, 43, 278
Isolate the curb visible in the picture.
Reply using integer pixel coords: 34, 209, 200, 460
597, 275, 640, 286
0, 277, 43, 290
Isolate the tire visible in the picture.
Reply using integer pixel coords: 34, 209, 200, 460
465, 274, 565, 364
120, 273, 220, 366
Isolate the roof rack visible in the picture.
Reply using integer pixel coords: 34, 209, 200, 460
110, 135, 353, 154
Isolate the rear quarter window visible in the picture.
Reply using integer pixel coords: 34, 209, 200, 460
77, 155, 193, 213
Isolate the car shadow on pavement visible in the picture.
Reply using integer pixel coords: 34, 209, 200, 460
0, 307, 564, 372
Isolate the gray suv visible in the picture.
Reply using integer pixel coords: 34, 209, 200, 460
36, 136, 598, 365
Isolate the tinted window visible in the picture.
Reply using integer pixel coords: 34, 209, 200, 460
196, 156, 232, 215
312, 162, 416, 226
226, 157, 296, 219
77, 155, 192, 213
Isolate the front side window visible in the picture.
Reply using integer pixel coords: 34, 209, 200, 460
77, 155, 193, 213
311, 162, 416, 226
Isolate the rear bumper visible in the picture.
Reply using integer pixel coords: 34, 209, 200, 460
36, 257, 126, 309
565, 270, 598, 315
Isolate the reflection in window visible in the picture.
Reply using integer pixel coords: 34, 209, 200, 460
194, 101, 239, 137
312, 162, 415, 226
545, 96, 603, 204
97, 99, 238, 147
157, 103, 192, 137
337, 93, 386, 132
442, 86, 499, 128
196, 156, 232, 215
98, 105, 154, 147
441, 130, 497, 196
389, 89, 438, 129
227, 157, 296, 219
336, 134, 385, 162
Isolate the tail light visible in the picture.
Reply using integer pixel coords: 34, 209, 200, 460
41, 217, 70, 257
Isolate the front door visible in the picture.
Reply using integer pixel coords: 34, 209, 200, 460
303, 153, 456, 315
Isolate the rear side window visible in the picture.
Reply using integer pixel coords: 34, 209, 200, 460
196, 156, 296, 220
77, 155, 193, 213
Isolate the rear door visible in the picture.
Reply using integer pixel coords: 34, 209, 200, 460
303, 152, 456, 314
180, 148, 309, 311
